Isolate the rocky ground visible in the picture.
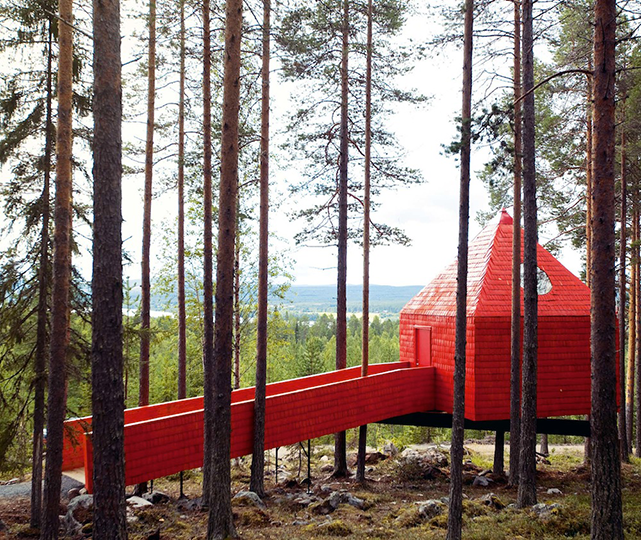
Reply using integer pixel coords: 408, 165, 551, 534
0, 441, 638, 539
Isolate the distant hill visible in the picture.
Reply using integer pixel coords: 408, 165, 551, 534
277, 284, 423, 317
136, 279, 422, 319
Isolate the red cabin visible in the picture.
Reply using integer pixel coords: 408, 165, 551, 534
399, 209, 597, 422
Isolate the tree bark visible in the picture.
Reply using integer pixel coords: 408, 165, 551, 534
30, 21, 54, 530
619, 99, 629, 461
356, 0, 373, 485
517, 0, 538, 509
509, 0, 522, 489
205, 0, 242, 537
201, 0, 214, 503
41, 1, 73, 536
139, 0, 156, 410
590, 0, 623, 536
91, 0, 127, 534
177, 0, 187, 401
249, 0, 270, 498
233, 233, 241, 390
627, 216, 636, 451
493, 431, 505, 475
446, 0, 473, 537
333, 0, 349, 479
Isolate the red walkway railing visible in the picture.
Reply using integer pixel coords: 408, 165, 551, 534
62, 362, 435, 492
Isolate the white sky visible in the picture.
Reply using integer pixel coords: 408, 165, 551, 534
92, 5, 583, 289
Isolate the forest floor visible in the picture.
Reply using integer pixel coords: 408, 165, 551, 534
2, 440, 641, 539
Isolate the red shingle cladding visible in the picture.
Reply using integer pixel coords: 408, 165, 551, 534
65, 362, 436, 492
400, 209, 603, 421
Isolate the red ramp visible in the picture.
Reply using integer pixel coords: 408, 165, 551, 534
62, 362, 434, 492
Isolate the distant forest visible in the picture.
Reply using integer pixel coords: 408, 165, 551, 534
134, 281, 424, 318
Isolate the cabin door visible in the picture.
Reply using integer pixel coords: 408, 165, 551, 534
414, 326, 432, 367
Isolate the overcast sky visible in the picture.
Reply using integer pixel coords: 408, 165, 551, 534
117, 6, 584, 290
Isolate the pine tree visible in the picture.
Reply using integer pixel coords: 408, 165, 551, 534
91, 0, 127, 533
446, 0, 473, 537
590, 0, 623, 535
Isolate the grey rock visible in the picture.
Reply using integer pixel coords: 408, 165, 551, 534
384, 441, 398, 457
65, 494, 94, 536
478, 493, 506, 510
127, 495, 153, 508
143, 490, 171, 504
417, 499, 445, 519
472, 475, 493, 487
67, 487, 82, 500
292, 519, 310, 526
532, 502, 561, 519
233, 490, 266, 509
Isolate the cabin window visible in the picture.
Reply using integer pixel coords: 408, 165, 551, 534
520, 264, 553, 296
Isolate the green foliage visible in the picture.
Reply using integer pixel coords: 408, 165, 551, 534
276, 0, 426, 248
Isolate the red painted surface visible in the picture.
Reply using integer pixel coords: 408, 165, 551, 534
78, 364, 434, 492
400, 209, 617, 421
62, 361, 411, 472
65, 210, 612, 492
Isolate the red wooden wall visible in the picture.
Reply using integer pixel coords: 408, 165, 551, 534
62, 362, 435, 492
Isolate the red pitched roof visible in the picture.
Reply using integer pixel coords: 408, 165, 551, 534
401, 209, 590, 318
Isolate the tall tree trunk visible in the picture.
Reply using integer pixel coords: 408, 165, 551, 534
333, 0, 349, 479
632, 194, 640, 455
627, 213, 636, 450
249, 0, 270, 498
619, 99, 629, 461
517, 0, 538, 509
584, 60, 594, 465
91, 0, 127, 533
201, 0, 214, 504
234, 232, 241, 390
509, 0, 522, 488
177, 0, 187, 401
356, 0, 373, 485
139, 0, 156, 410
590, 1, 623, 536
446, 0, 473, 537
41, 2, 73, 536
205, 0, 242, 537
586, 62, 593, 290
31, 21, 54, 530
493, 431, 505, 474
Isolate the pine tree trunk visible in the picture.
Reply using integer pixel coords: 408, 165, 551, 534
91, 0, 127, 534
540, 433, 549, 455
493, 431, 505, 475
626, 225, 636, 451
201, 0, 214, 504
41, 2, 73, 536
590, 0, 623, 536
206, 0, 242, 536
30, 21, 54, 530
356, 0, 373, 485
234, 234, 241, 390
249, 0, 270, 498
446, 1, 473, 537
139, 0, 156, 411
509, 0, 522, 488
517, 0, 538, 509
177, 0, 187, 401
333, 0, 349, 479
619, 103, 629, 461
584, 59, 594, 465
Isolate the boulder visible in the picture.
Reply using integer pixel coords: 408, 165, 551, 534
127, 496, 153, 509
142, 490, 171, 504
417, 499, 445, 520
478, 493, 505, 510
233, 490, 266, 510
